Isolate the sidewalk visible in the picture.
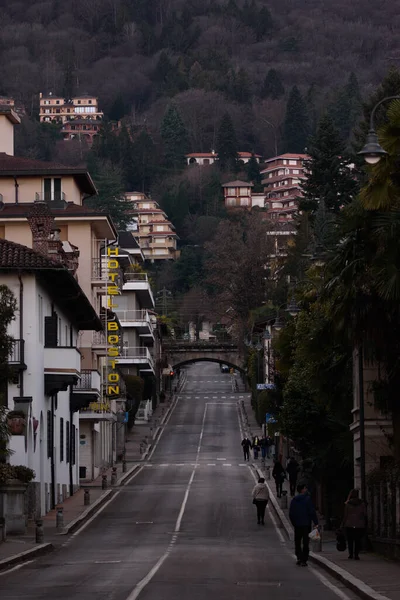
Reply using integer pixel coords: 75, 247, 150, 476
0, 390, 179, 571
240, 393, 400, 600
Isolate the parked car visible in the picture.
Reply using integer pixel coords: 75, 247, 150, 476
220, 364, 229, 373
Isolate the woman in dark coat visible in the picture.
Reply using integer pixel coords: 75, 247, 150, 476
341, 489, 367, 560
272, 458, 285, 498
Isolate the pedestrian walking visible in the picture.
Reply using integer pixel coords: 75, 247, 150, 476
252, 477, 270, 525
260, 437, 267, 460
272, 457, 285, 497
286, 456, 300, 497
266, 436, 272, 459
289, 484, 319, 566
241, 437, 252, 461
341, 489, 367, 560
252, 435, 260, 459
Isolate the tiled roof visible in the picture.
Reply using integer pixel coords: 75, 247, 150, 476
0, 238, 66, 270
0, 153, 96, 195
0, 202, 109, 218
222, 180, 254, 187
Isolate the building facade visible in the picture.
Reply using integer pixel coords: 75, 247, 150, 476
261, 153, 309, 221
39, 92, 103, 145
222, 180, 254, 209
125, 192, 179, 261
1, 236, 101, 518
186, 151, 262, 166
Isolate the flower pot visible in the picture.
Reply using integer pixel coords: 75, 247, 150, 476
7, 417, 26, 435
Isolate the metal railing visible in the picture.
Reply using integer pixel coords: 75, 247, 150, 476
124, 272, 149, 282
91, 259, 123, 285
35, 192, 66, 202
92, 331, 106, 346
8, 339, 25, 364
114, 309, 150, 323
120, 346, 154, 368
74, 370, 92, 390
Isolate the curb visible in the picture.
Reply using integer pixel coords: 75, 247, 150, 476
117, 464, 141, 486
255, 465, 390, 600
59, 489, 114, 535
0, 543, 53, 572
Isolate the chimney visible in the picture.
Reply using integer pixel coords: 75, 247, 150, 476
27, 200, 64, 264
0, 109, 21, 156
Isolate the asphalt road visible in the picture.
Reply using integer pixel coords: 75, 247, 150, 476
1, 362, 356, 600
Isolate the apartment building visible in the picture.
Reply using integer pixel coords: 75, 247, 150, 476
261, 153, 309, 222
1, 235, 101, 518
0, 107, 120, 483
125, 192, 179, 261
39, 92, 103, 145
222, 180, 254, 209
186, 151, 262, 166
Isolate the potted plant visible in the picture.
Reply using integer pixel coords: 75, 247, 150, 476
6, 410, 26, 435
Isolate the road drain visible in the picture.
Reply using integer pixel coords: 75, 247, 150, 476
236, 582, 281, 587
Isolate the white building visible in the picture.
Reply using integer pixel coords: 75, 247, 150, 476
1, 235, 102, 518
186, 151, 262, 166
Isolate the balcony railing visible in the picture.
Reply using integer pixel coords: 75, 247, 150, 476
8, 339, 25, 367
74, 369, 100, 391
35, 192, 66, 203
114, 309, 150, 323
124, 273, 149, 282
92, 331, 106, 346
91, 258, 123, 286
119, 346, 154, 369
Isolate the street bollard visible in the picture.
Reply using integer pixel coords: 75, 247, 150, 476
56, 507, 64, 530
111, 467, 117, 486
35, 519, 44, 543
280, 490, 288, 510
102, 474, 108, 490
84, 488, 91, 506
0, 517, 6, 542
122, 460, 127, 473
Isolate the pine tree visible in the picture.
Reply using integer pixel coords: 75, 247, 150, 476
260, 69, 284, 100
283, 86, 309, 153
231, 68, 251, 103
161, 105, 188, 172
246, 153, 262, 186
300, 114, 358, 214
254, 6, 273, 41
216, 113, 239, 172
306, 84, 318, 138
85, 160, 133, 230
330, 72, 362, 142
131, 129, 157, 193
118, 124, 134, 189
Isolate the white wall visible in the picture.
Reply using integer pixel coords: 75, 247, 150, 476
3, 273, 80, 515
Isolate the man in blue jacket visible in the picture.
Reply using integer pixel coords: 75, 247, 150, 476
289, 484, 319, 566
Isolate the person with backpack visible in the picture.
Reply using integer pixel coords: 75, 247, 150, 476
241, 437, 252, 461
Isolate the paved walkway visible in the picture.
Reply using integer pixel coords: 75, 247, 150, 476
241, 392, 400, 600
0, 391, 178, 568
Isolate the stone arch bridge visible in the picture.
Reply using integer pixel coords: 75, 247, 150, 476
162, 340, 244, 372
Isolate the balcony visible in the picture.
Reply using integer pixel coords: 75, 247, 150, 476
117, 346, 154, 373
113, 309, 153, 335
35, 192, 67, 208
122, 273, 154, 309
8, 339, 27, 371
44, 346, 81, 395
79, 402, 117, 422
71, 369, 101, 412
91, 258, 123, 289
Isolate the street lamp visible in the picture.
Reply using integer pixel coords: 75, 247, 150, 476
358, 95, 400, 164
272, 314, 284, 331
286, 297, 300, 317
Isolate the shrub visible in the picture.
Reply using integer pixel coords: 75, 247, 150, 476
0, 463, 35, 484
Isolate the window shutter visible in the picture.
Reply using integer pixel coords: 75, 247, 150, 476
45, 313, 58, 347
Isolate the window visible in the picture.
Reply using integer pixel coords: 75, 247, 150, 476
283, 160, 288, 165
240, 197, 250, 206
45, 313, 58, 347
72, 425, 76, 465
66, 421, 70, 463
88, 99, 92, 104
45, 109, 50, 114
156, 225, 164, 232
44, 178, 62, 202
56, 100, 60, 105
47, 410, 52, 458
227, 188, 236, 195
78, 100, 81, 104
226, 198, 236, 206
239, 188, 248, 196
38, 295, 43, 343
60, 418, 64, 462
293, 169, 299, 174
289, 160, 297, 165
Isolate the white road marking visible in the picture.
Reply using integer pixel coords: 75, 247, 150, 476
159, 464, 169, 467
207, 463, 216, 466
222, 463, 232, 467
217, 458, 226, 460
126, 399, 208, 600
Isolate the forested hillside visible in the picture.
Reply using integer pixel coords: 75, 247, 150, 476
1, 0, 398, 158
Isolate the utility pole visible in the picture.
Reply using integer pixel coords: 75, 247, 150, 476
156, 287, 172, 316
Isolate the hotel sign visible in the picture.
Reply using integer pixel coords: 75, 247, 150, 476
106, 247, 121, 397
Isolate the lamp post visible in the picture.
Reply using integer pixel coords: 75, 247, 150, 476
358, 95, 400, 164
